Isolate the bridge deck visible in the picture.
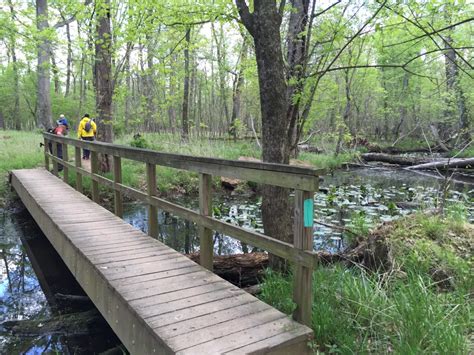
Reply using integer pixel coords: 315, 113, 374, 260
11, 169, 313, 354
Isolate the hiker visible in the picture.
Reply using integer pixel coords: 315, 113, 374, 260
49, 116, 69, 171
77, 114, 97, 160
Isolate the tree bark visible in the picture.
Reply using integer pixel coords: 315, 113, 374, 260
236, 0, 292, 270
181, 28, 191, 140
36, 0, 53, 129
230, 34, 248, 139
94, 0, 114, 172
8, 0, 21, 130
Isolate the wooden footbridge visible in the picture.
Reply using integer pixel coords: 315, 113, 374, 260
9, 133, 324, 354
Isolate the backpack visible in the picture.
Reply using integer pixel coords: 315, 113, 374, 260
84, 119, 92, 133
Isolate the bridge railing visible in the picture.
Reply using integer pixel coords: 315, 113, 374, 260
43, 132, 324, 326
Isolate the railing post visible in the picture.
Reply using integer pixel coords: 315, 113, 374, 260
113, 156, 123, 218
44, 137, 49, 170
199, 173, 213, 271
62, 142, 68, 183
293, 189, 315, 327
90, 150, 99, 203
75, 147, 83, 193
51, 141, 58, 176
146, 163, 158, 238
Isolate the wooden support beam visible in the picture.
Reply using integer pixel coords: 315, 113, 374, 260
90, 151, 99, 203
51, 142, 58, 176
113, 156, 123, 218
146, 163, 158, 238
44, 138, 49, 170
75, 147, 83, 193
293, 189, 315, 327
199, 173, 213, 271
62, 143, 68, 183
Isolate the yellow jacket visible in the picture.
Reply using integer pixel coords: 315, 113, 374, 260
77, 117, 97, 138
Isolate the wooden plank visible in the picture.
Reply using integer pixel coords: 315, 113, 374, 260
168, 309, 286, 351
293, 190, 315, 326
156, 300, 269, 339
113, 155, 123, 218
90, 150, 99, 203
129, 281, 231, 310
103, 259, 195, 281
94, 250, 180, 268
75, 146, 83, 193
134, 284, 242, 319
147, 292, 256, 328
199, 173, 213, 271
146, 162, 158, 238
177, 316, 309, 354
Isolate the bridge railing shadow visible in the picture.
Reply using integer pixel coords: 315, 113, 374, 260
43, 132, 324, 326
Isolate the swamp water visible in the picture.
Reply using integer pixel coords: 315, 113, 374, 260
1, 167, 472, 353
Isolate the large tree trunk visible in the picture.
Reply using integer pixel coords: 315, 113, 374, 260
181, 28, 191, 140
286, 0, 310, 157
94, 0, 114, 172
8, 0, 21, 130
236, 1, 292, 270
36, 0, 53, 129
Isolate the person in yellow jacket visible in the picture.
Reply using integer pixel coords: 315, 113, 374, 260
77, 114, 97, 160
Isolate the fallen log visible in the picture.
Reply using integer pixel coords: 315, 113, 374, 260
361, 153, 433, 166
406, 158, 474, 171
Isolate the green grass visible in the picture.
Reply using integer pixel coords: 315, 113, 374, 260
0, 131, 44, 205
259, 212, 473, 354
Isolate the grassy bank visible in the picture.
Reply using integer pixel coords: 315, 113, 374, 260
259, 211, 473, 354
0, 131, 44, 205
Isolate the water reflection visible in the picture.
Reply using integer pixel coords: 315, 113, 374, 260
0, 207, 123, 354
124, 167, 473, 255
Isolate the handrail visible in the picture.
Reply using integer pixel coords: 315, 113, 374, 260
43, 132, 320, 326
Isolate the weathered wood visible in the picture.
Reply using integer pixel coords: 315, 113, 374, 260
113, 156, 123, 217
75, 147, 83, 193
293, 189, 315, 326
44, 137, 49, 170
51, 142, 58, 176
43, 133, 322, 190
62, 142, 68, 183
146, 162, 158, 238
90, 150, 99, 203
199, 173, 213, 271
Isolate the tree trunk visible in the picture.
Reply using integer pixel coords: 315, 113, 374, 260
0, 110, 5, 130
236, 0, 292, 271
286, 0, 310, 157
65, 21, 72, 97
51, 53, 60, 94
36, 0, 53, 129
394, 72, 409, 139
145, 33, 156, 131
124, 45, 131, 130
94, 0, 114, 172
181, 28, 191, 140
230, 35, 248, 139
444, 34, 470, 144
8, 0, 21, 130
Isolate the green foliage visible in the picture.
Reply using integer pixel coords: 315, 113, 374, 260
130, 134, 149, 149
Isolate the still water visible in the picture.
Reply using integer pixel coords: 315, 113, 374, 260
1, 167, 472, 353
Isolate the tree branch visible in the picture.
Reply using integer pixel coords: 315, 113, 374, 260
235, 0, 254, 36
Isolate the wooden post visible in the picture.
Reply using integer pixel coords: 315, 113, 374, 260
113, 156, 123, 218
75, 147, 83, 193
90, 150, 99, 203
199, 173, 213, 271
51, 142, 58, 176
146, 163, 158, 238
44, 137, 49, 170
62, 142, 68, 183
293, 189, 315, 327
